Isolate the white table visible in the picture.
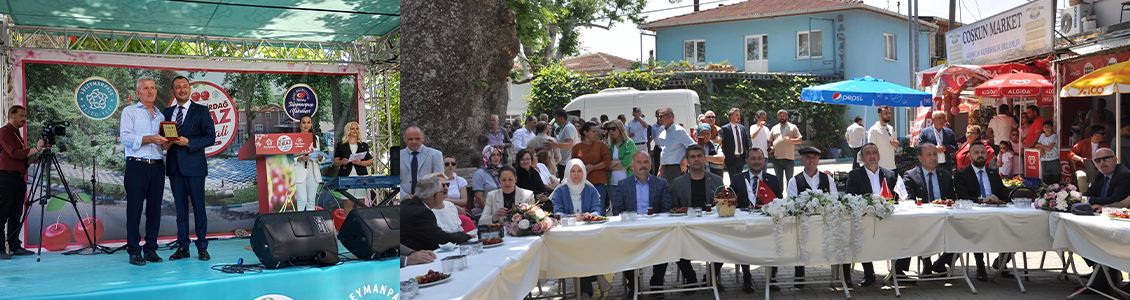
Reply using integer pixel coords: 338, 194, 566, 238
412, 205, 1130, 300
400, 236, 546, 300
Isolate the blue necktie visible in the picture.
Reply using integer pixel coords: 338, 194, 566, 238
1102, 175, 1111, 198
926, 172, 935, 202
175, 106, 185, 129
977, 170, 989, 198
410, 151, 420, 194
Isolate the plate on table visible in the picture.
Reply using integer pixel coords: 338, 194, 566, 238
1110, 217, 1130, 222
584, 220, 608, 224
641, 214, 658, 218
979, 204, 1009, 207
418, 276, 452, 288
483, 241, 505, 248
668, 213, 687, 217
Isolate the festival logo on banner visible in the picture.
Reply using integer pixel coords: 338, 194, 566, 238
284, 84, 318, 121
254, 296, 295, 300
74, 77, 119, 120
170, 81, 238, 156
277, 135, 293, 152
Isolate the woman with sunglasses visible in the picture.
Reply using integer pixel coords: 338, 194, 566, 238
442, 156, 469, 210
572, 121, 612, 212
471, 145, 504, 221
604, 120, 636, 210
955, 125, 995, 170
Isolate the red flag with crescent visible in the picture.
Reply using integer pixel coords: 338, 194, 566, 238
879, 178, 894, 199
757, 180, 778, 204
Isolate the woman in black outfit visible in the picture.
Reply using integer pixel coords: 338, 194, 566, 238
512, 149, 551, 212
333, 121, 374, 217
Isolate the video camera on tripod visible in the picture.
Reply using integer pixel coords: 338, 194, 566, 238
40, 121, 69, 151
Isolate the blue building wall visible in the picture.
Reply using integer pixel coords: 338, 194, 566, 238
653, 8, 932, 138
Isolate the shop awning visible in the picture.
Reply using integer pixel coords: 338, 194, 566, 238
919, 63, 1044, 95
0, 0, 399, 43
1061, 60, 1130, 97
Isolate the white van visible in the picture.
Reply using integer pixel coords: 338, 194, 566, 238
563, 88, 701, 129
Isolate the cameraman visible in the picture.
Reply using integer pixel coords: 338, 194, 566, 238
0, 105, 44, 260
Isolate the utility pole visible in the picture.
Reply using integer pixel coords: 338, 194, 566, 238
949, 0, 957, 29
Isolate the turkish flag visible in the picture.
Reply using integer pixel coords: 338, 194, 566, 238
879, 178, 894, 200
757, 180, 778, 204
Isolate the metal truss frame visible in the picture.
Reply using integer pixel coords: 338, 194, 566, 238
0, 18, 401, 176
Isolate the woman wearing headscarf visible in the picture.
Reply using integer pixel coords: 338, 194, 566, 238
551, 158, 605, 298
471, 145, 503, 221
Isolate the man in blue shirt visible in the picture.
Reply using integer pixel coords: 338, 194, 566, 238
613, 151, 671, 295
119, 77, 170, 266
656, 107, 696, 186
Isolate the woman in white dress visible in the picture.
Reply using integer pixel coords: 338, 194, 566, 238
292, 115, 324, 211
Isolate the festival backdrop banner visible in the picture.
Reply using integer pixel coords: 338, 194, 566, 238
12, 49, 367, 247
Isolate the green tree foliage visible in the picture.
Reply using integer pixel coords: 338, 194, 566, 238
508, 0, 650, 70
712, 76, 848, 151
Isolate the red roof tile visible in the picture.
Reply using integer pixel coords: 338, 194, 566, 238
643, 0, 862, 29
562, 52, 635, 74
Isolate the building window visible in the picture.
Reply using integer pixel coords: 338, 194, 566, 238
683, 39, 705, 64
254, 124, 264, 133
266, 112, 272, 120
884, 33, 897, 61
796, 30, 822, 59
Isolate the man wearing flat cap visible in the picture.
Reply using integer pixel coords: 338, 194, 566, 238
777, 146, 837, 289
786, 147, 839, 197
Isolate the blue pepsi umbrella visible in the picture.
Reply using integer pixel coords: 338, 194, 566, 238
800, 76, 932, 107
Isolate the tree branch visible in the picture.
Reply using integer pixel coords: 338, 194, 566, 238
580, 22, 611, 30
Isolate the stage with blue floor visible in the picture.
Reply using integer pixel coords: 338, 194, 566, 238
0, 239, 400, 300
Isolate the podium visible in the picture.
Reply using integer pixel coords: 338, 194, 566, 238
239, 133, 318, 214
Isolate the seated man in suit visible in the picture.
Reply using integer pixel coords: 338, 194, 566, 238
937, 142, 1010, 281
782, 147, 837, 289
613, 151, 672, 294
731, 147, 784, 293
667, 144, 724, 293
402, 176, 473, 251
1082, 148, 1129, 294
843, 143, 907, 287
897, 143, 953, 280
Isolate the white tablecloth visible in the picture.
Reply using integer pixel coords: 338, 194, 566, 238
943, 206, 1055, 252
1050, 213, 1130, 271
415, 206, 1130, 299
400, 236, 546, 300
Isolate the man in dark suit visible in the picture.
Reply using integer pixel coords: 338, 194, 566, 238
1079, 147, 1128, 294
730, 147, 783, 293
402, 176, 472, 251
666, 144, 723, 293
717, 108, 751, 176
163, 76, 216, 261
613, 151, 672, 295
917, 111, 957, 171
897, 143, 953, 280
937, 142, 1009, 281
843, 143, 906, 287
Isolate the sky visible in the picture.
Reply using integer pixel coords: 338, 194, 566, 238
575, 0, 1058, 62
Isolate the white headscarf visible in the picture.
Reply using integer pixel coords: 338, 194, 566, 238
564, 158, 594, 199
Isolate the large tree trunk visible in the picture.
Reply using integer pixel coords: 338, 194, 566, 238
402, 0, 519, 165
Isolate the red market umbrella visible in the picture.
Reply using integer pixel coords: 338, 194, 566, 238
973, 72, 1054, 98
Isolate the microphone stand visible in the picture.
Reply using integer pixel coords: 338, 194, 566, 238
64, 140, 111, 255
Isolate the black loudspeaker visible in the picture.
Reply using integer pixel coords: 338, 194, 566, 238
250, 210, 339, 269
338, 205, 400, 260
389, 146, 400, 176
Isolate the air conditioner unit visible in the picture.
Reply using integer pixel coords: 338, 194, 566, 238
1061, 3, 1091, 35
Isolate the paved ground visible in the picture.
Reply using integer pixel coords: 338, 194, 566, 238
528, 252, 1123, 299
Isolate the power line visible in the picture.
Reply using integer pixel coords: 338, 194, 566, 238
599, 0, 739, 20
